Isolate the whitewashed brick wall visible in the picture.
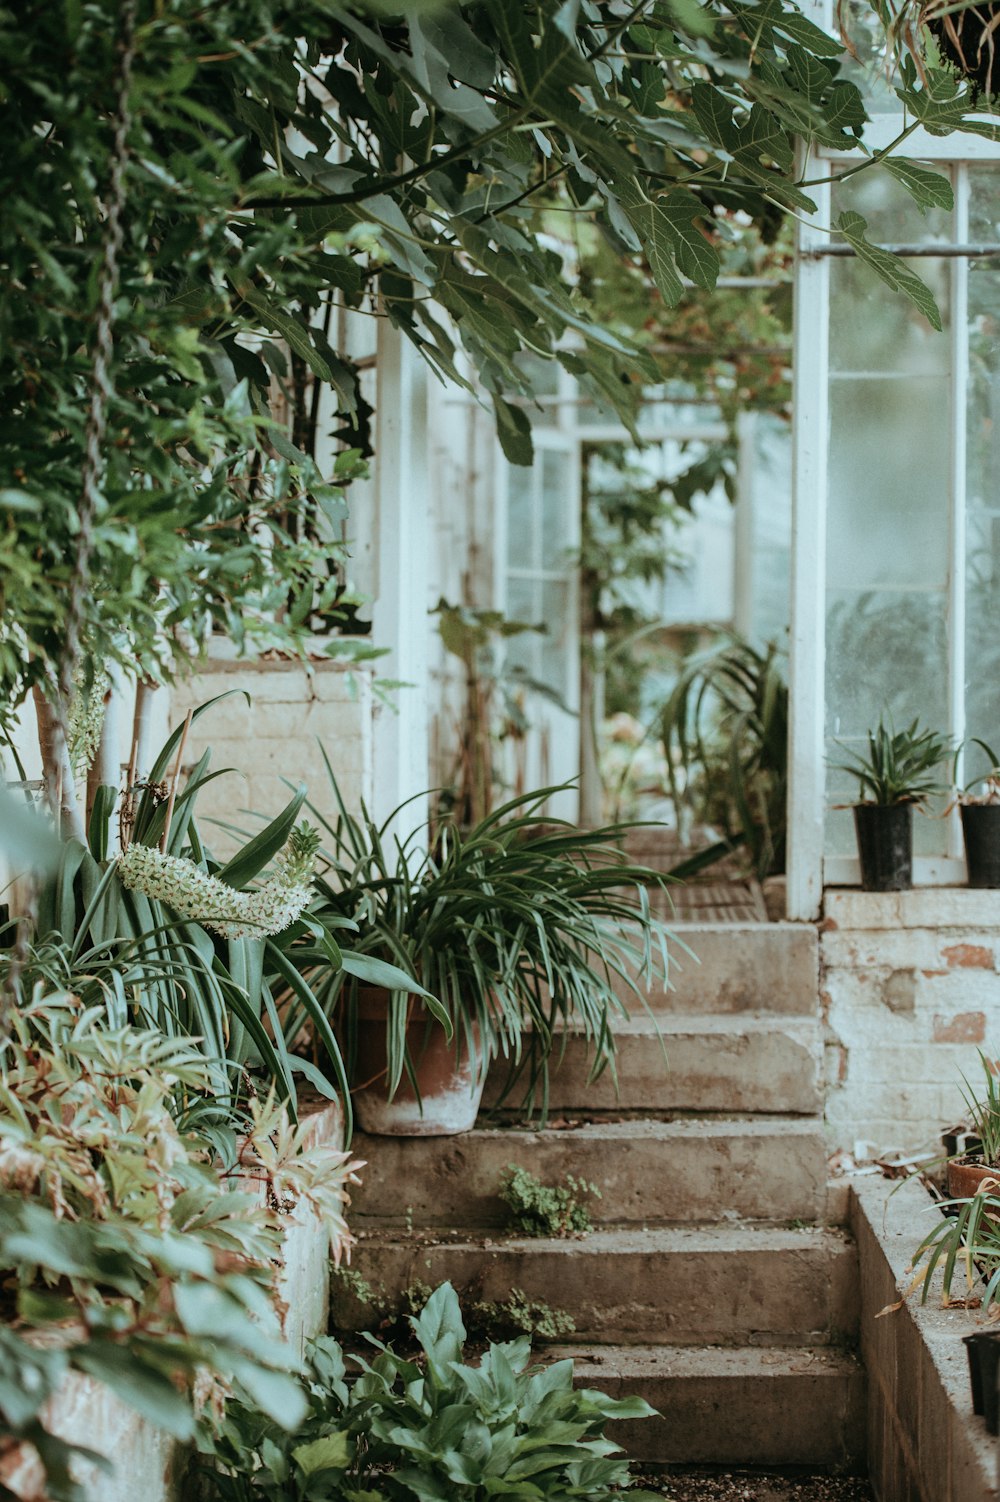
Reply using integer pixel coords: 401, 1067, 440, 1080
170, 647, 374, 857
821, 889, 1000, 1154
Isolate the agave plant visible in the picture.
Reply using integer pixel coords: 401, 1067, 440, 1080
833, 715, 952, 806
305, 756, 676, 1118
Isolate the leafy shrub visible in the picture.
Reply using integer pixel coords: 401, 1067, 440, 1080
0, 991, 362, 1500
201, 1281, 659, 1501
500, 1164, 601, 1238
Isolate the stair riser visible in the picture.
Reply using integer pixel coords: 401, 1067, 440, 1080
484, 1026, 821, 1115
332, 1235, 859, 1347
625, 923, 819, 1016
574, 1365, 866, 1468
349, 1123, 827, 1227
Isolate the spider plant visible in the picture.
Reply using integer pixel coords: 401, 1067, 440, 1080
832, 715, 952, 806
658, 633, 788, 880
958, 1052, 1000, 1166
6, 702, 419, 1137
307, 757, 677, 1119
909, 1187, 1000, 1315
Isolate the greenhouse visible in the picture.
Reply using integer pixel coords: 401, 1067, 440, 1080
3, 1, 1000, 1499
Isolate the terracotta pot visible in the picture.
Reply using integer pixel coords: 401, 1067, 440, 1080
349, 987, 485, 1137
947, 1158, 1000, 1200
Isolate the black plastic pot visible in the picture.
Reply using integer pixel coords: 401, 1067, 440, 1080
961, 804, 1000, 889
853, 803, 913, 892
963, 1331, 1000, 1433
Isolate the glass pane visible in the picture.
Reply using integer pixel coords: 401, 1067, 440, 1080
833, 170, 953, 248
540, 579, 571, 692
505, 575, 539, 676
540, 449, 571, 568
507, 466, 535, 571
836, 0, 900, 114
830, 257, 950, 375
968, 165, 1000, 242
826, 377, 951, 591
826, 588, 948, 741
966, 222, 1000, 754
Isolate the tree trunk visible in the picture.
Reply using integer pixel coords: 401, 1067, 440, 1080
32, 683, 85, 840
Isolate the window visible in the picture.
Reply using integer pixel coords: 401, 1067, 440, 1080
791, 142, 1000, 906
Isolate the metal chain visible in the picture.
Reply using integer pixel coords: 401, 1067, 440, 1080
53, 0, 138, 761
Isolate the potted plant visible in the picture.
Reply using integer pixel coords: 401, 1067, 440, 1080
954, 738, 1000, 888
832, 716, 952, 891
306, 778, 675, 1137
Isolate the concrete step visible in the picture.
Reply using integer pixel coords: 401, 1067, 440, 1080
622, 921, 819, 1016
349, 1117, 828, 1228
332, 1224, 859, 1348
484, 1013, 821, 1116
552, 1343, 866, 1468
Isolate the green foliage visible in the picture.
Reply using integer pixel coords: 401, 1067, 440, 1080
200, 1281, 660, 1501
331, 1269, 576, 1343
4, 707, 422, 1132
310, 767, 675, 1118
0, 995, 362, 1498
658, 633, 789, 879
908, 1186, 1000, 1314
955, 738, 1000, 803
5, 722, 345, 1125
1, 0, 985, 720
957, 1052, 1000, 1167
833, 715, 953, 806
500, 1165, 601, 1239
0, 1, 376, 716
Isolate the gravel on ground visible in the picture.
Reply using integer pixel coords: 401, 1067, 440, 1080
635, 1471, 874, 1500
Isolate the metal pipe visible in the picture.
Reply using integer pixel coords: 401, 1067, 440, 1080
806, 242, 1000, 257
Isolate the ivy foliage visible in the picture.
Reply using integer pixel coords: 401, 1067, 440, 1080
1, 0, 992, 714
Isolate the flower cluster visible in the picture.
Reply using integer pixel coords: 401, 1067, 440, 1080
117, 823, 319, 939
67, 661, 110, 779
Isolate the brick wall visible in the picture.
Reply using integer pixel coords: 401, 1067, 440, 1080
821, 889, 1000, 1153
170, 648, 374, 858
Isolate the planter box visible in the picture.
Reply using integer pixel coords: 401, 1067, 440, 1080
1, 1096, 346, 1502
851, 1173, 999, 1502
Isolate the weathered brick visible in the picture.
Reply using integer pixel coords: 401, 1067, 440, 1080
941, 942, 995, 970
931, 1011, 986, 1044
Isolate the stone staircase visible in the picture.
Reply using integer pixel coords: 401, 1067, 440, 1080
335, 921, 866, 1471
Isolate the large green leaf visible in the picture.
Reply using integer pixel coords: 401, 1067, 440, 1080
837, 210, 943, 331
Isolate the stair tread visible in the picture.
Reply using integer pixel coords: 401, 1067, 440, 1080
547, 1343, 863, 1377
350, 1224, 851, 1252
362, 1115, 825, 1140
554, 1012, 820, 1036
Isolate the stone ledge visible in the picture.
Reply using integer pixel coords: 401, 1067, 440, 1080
851, 1173, 999, 1502
825, 889, 1000, 931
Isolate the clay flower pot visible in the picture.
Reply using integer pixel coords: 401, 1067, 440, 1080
349, 987, 485, 1137
947, 1158, 1000, 1200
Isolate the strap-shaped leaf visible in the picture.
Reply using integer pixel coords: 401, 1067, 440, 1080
215, 786, 307, 890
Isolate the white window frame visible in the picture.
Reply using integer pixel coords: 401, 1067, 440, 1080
789, 140, 1000, 916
